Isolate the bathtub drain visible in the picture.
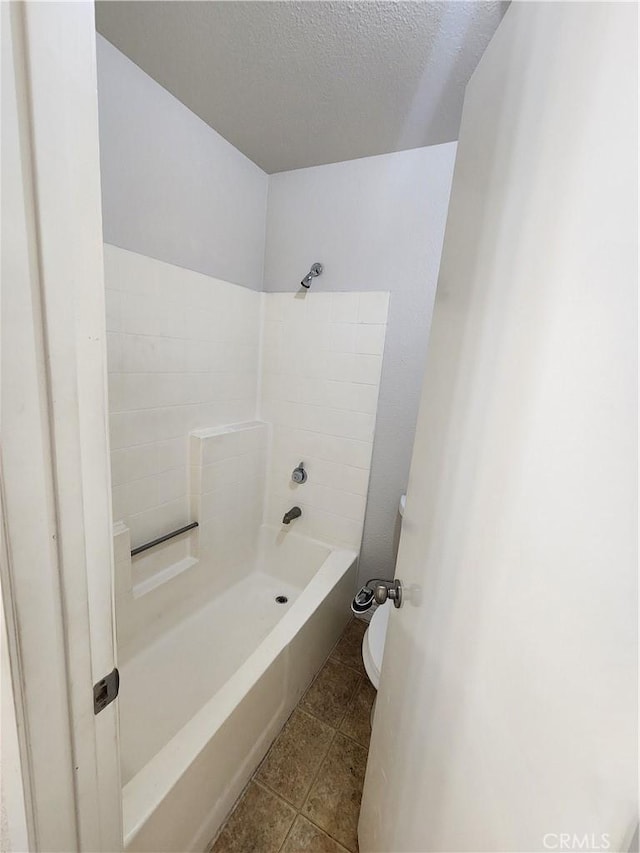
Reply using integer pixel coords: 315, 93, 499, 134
275, 595, 288, 604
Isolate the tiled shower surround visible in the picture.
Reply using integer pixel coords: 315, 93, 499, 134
105, 244, 389, 556
261, 292, 387, 547
105, 244, 261, 548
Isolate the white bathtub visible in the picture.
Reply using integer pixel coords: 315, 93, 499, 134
119, 524, 357, 852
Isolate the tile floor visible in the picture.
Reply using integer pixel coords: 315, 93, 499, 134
210, 618, 375, 853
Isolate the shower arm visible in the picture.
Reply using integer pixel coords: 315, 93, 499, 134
300, 262, 323, 288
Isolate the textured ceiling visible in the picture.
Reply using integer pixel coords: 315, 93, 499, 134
96, 1, 507, 174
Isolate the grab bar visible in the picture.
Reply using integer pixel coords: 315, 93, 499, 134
130, 522, 199, 557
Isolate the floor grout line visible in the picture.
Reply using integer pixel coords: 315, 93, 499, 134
331, 724, 371, 752
308, 682, 361, 734
268, 723, 347, 853
276, 813, 297, 853
252, 777, 297, 809
211, 618, 370, 853
277, 725, 360, 853
299, 727, 339, 813
255, 709, 336, 811
263, 706, 368, 848
328, 653, 366, 677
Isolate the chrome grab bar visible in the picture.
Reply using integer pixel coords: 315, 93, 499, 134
130, 521, 198, 557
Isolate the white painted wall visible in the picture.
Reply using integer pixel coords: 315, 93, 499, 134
96, 36, 268, 290
264, 146, 456, 583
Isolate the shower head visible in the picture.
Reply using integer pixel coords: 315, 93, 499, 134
300, 262, 323, 289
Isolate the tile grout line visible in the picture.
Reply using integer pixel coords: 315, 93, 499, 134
211, 619, 370, 853
248, 780, 298, 853
275, 804, 299, 853
329, 658, 366, 678
317, 672, 361, 732
296, 728, 360, 853
259, 697, 370, 815
254, 707, 335, 811
299, 726, 339, 813
294, 673, 370, 850
251, 618, 357, 792
301, 665, 362, 729
266, 722, 348, 852
297, 726, 368, 853
268, 675, 367, 849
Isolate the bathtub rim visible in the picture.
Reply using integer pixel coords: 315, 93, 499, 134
122, 535, 358, 847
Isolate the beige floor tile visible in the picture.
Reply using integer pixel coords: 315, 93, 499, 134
330, 619, 366, 675
301, 659, 360, 727
280, 815, 351, 853
301, 733, 368, 853
339, 678, 376, 748
210, 781, 295, 853
257, 709, 335, 808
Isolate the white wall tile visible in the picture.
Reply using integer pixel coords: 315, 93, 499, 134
350, 354, 383, 385
127, 497, 190, 551
108, 373, 124, 414
355, 324, 386, 356
189, 423, 267, 584
325, 324, 356, 353
304, 292, 332, 323
352, 384, 379, 415
358, 292, 390, 324
330, 293, 359, 324
107, 332, 123, 373
261, 290, 388, 549
105, 245, 261, 545
341, 465, 370, 496
105, 289, 122, 332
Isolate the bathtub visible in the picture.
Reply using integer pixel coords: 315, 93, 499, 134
118, 523, 357, 852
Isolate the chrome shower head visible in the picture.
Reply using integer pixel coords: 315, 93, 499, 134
300, 262, 323, 289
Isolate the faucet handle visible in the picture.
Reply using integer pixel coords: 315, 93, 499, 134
291, 462, 307, 484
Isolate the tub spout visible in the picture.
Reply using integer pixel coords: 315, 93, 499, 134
282, 506, 302, 525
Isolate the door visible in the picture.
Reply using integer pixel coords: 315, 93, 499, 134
359, 3, 637, 851
1, 2, 121, 849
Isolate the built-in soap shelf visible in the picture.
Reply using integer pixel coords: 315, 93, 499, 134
113, 421, 267, 603
190, 420, 265, 438
113, 520, 200, 602
132, 556, 198, 599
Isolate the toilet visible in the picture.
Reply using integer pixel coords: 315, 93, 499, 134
362, 599, 390, 690
360, 494, 406, 717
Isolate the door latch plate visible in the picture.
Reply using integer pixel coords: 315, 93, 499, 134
93, 667, 119, 714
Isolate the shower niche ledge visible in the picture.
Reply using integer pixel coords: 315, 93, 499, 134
113, 520, 202, 657
114, 521, 200, 602
112, 420, 267, 655
132, 553, 198, 599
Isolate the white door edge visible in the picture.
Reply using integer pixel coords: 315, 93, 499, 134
1, 3, 122, 850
